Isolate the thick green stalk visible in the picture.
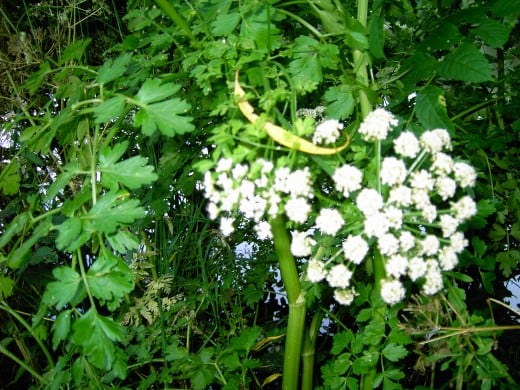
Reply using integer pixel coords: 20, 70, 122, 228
154, 0, 195, 42
270, 215, 306, 390
301, 311, 323, 390
353, 0, 371, 119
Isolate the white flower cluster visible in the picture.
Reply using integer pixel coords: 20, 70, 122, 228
312, 119, 343, 145
306, 111, 478, 306
203, 158, 315, 240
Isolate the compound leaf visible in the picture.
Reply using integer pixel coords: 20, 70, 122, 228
43, 267, 82, 309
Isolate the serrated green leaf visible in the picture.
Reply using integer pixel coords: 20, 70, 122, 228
72, 308, 123, 370
24, 61, 52, 95
0, 160, 21, 195
331, 331, 353, 355
352, 351, 379, 375
415, 85, 453, 131
382, 343, 408, 362
211, 12, 240, 35
56, 217, 90, 252
497, 250, 520, 278
100, 155, 158, 190
324, 85, 355, 120
94, 95, 127, 124
52, 310, 72, 350
492, 0, 520, 17
86, 192, 145, 235
229, 326, 262, 352
59, 39, 92, 66
43, 267, 82, 309
364, 317, 386, 346
106, 230, 140, 253
135, 79, 181, 104
96, 52, 133, 84
86, 252, 134, 309
401, 52, 437, 86
134, 98, 194, 136
438, 44, 492, 82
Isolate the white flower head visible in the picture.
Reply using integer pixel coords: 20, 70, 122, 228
399, 231, 416, 252
420, 235, 440, 256
220, 217, 235, 236
378, 233, 400, 256
357, 188, 383, 216
216, 157, 233, 172
291, 231, 316, 257
410, 170, 435, 191
452, 196, 477, 222
287, 168, 313, 198
421, 204, 438, 224
313, 119, 343, 145
388, 185, 412, 207
381, 279, 406, 305
386, 254, 408, 278
394, 131, 420, 158
431, 152, 454, 175
364, 212, 390, 239
420, 129, 451, 153
342, 235, 369, 264
381, 157, 407, 186
334, 288, 357, 306
438, 246, 458, 271
307, 259, 326, 282
232, 163, 249, 179
453, 162, 477, 188
255, 221, 273, 240
326, 264, 353, 288
274, 167, 291, 193
285, 197, 312, 224
435, 176, 457, 201
450, 232, 468, 254
422, 261, 443, 295
439, 214, 459, 238
384, 206, 403, 229
333, 164, 363, 198
316, 208, 345, 235
408, 256, 427, 281
358, 108, 398, 141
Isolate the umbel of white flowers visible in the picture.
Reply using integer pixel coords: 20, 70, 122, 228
202, 108, 477, 306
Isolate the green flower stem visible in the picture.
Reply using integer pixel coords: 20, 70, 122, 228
270, 215, 306, 390
353, 0, 371, 119
301, 310, 324, 390
154, 0, 195, 42
0, 342, 48, 386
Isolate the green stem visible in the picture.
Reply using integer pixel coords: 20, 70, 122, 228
301, 310, 324, 390
0, 302, 55, 369
353, 0, 371, 119
154, 0, 195, 41
0, 342, 49, 386
270, 215, 306, 390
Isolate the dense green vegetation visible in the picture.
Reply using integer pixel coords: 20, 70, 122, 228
1, 0, 519, 389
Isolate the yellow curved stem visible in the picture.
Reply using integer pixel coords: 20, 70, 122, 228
234, 71, 349, 155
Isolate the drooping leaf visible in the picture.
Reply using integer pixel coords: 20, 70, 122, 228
24, 61, 52, 95
0, 213, 29, 250
86, 252, 134, 309
72, 308, 124, 370
7, 219, 52, 269
96, 52, 133, 84
437, 44, 493, 82
134, 78, 181, 104
0, 160, 21, 195
415, 86, 453, 131
86, 191, 145, 235
45, 161, 81, 202
52, 310, 72, 350
368, 13, 385, 59
43, 267, 82, 309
